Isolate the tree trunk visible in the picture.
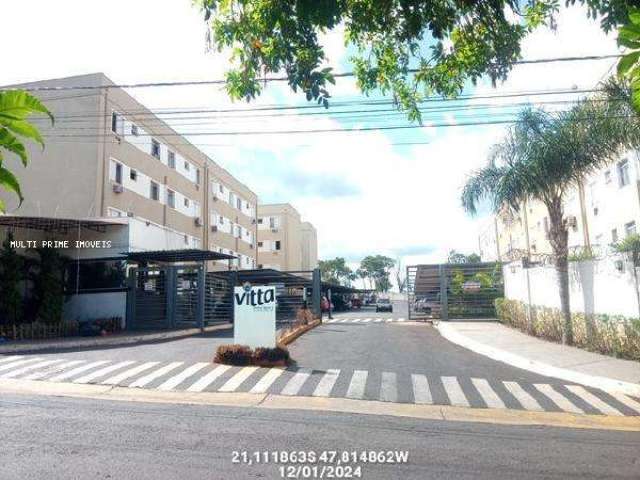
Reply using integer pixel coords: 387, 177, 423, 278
546, 198, 573, 345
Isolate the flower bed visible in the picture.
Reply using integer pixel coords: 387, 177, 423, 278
495, 298, 640, 361
214, 344, 291, 367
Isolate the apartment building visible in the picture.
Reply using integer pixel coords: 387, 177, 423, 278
257, 203, 317, 271
478, 150, 640, 261
0, 73, 258, 269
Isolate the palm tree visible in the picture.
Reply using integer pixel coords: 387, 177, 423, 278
461, 89, 640, 344
0, 90, 53, 212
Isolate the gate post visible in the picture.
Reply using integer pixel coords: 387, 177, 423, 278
166, 266, 176, 329
197, 263, 206, 332
439, 264, 449, 321
312, 268, 321, 320
228, 270, 238, 324
126, 267, 137, 330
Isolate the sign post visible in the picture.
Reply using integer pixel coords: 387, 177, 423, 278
233, 284, 276, 348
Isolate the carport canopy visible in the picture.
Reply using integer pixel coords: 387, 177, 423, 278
123, 249, 235, 264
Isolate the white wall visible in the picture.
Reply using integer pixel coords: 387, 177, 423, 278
64, 291, 127, 327
503, 257, 640, 318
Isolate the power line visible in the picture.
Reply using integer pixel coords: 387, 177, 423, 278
4, 54, 623, 92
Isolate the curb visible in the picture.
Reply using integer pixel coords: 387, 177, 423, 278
436, 323, 640, 398
0, 323, 233, 354
278, 320, 322, 346
1, 378, 639, 432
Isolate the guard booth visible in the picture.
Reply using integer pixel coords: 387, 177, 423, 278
126, 249, 235, 330
407, 262, 503, 321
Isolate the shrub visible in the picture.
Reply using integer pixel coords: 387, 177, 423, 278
253, 346, 290, 365
214, 344, 253, 366
494, 298, 640, 361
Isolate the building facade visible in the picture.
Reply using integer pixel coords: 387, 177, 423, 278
478, 150, 640, 261
257, 203, 317, 271
0, 73, 258, 269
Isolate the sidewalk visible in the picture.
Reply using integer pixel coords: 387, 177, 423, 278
0, 323, 232, 354
436, 321, 640, 397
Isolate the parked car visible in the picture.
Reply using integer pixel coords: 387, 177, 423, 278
351, 298, 362, 309
375, 298, 393, 313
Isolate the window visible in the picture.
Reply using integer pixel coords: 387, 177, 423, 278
625, 221, 636, 237
111, 112, 120, 134
184, 161, 190, 171
183, 235, 189, 245
257, 218, 263, 224
114, 162, 123, 185
269, 217, 276, 229
167, 190, 175, 208
150, 181, 159, 201
618, 159, 630, 187
246, 202, 250, 209
184, 198, 190, 208
167, 151, 176, 169
151, 139, 160, 159
130, 124, 139, 136
275, 240, 281, 251
219, 215, 224, 224
258, 241, 263, 248
219, 184, 224, 193
605, 170, 612, 184
196, 169, 200, 185
129, 169, 138, 181
236, 197, 242, 209
612, 228, 619, 243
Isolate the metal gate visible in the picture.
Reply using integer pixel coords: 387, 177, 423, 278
407, 262, 503, 321
128, 266, 232, 330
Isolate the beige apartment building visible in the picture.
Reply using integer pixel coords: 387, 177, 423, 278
0, 73, 258, 269
478, 151, 640, 262
257, 203, 318, 271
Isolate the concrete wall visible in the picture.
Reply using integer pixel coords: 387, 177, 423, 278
503, 258, 640, 318
63, 291, 127, 327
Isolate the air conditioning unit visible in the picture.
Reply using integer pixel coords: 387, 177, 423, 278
194, 217, 202, 227
127, 211, 134, 218
566, 215, 578, 229
271, 228, 278, 233
212, 195, 218, 202
112, 184, 124, 193
251, 219, 256, 224
211, 225, 218, 232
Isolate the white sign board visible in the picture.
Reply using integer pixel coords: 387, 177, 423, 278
233, 285, 276, 348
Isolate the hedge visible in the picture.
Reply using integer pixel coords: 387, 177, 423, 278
495, 298, 640, 361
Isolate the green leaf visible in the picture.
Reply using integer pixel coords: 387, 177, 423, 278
617, 51, 640, 77
0, 197, 5, 213
0, 165, 23, 205
2, 119, 45, 148
0, 128, 27, 166
0, 90, 53, 124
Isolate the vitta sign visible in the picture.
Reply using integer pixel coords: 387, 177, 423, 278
233, 284, 276, 348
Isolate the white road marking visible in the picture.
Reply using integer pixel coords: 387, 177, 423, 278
326, 319, 339, 324
374, 319, 382, 323
24, 360, 84, 380
129, 362, 183, 388
157, 363, 209, 391
385, 318, 393, 323
351, 319, 361, 323
503, 381, 543, 411
0, 357, 43, 374
339, 319, 350, 323
249, 368, 284, 394
346, 370, 368, 399
102, 362, 160, 385
186, 365, 231, 392
607, 392, 640, 414
411, 374, 432, 404
565, 385, 623, 416
49, 361, 110, 382
397, 318, 406, 322
218, 366, 259, 392
533, 384, 584, 414
0, 359, 64, 379
281, 368, 312, 396
73, 361, 136, 384
380, 372, 398, 402
472, 378, 506, 409
361, 319, 371, 324
442, 376, 470, 407
313, 369, 340, 397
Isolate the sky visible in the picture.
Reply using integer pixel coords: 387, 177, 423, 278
0, 1, 622, 277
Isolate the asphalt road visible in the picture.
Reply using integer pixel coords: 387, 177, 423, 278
1, 393, 638, 480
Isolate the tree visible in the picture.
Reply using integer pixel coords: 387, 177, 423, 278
318, 257, 353, 285
197, 0, 630, 122
360, 255, 396, 292
447, 250, 481, 264
617, 7, 640, 112
0, 90, 53, 212
394, 257, 407, 293
0, 232, 24, 325
461, 91, 639, 344
29, 246, 65, 325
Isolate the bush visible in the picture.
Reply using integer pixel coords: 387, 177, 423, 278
494, 298, 640, 361
214, 344, 253, 366
253, 346, 290, 365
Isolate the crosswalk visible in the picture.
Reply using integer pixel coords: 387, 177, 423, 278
325, 317, 406, 324
1, 354, 639, 417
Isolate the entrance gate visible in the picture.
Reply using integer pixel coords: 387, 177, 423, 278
128, 266, 232, 330
407, 262, 503, 321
